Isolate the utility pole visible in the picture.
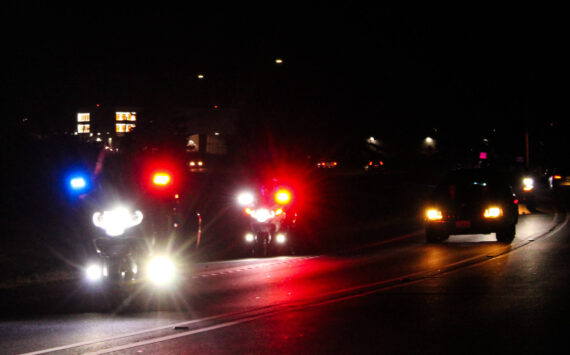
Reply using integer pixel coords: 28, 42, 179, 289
525, 127, 530, 170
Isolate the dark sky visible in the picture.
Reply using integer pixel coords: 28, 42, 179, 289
1, 4, 563, 150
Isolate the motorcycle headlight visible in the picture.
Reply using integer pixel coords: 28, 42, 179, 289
85, 263, 103, 282
251, 208, 275, 223
275, 233, 287, 244
245, 233, 255, 242
147, 256, 176, 286
92, 206, 144, 237
237, 192, 255, 206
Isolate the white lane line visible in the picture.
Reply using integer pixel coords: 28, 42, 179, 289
20, 257, 318, 355
84, 315, 269, 355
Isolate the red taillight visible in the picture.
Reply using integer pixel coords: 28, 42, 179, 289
554, 175, 562, 180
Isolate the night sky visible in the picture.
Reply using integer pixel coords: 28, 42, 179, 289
1, 4, 564, 160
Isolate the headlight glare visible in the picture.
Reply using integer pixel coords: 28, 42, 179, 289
237, 192, 255, 206
522, 177, 534, 191
147, 256, 176, 286
276, 233, 286, 244
484, 206, 503, 218
85, 263, 103, 282
426, 209, 443, 221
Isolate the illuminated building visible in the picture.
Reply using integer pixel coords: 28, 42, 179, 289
75, 107, 139, 141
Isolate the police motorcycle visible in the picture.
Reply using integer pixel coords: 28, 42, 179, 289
85, 197, 178, 290
236, 180, 298, 257
71, 150, 183, 293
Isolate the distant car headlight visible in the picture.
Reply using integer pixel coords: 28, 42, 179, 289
484, 206, 503, 218
426, 208, 443, 221
147, 256, 176, 286
522, 177, 534, 191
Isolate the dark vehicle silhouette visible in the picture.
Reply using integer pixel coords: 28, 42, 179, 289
546, 167, 570, 191
425, 169, 519, 244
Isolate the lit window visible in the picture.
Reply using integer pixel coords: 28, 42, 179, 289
116, 112, 137, 122
77, 124, 90, 134
77, 113, 90, 123
116, 123, 136, 133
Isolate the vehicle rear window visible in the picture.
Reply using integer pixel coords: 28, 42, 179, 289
433, 171, 510, 201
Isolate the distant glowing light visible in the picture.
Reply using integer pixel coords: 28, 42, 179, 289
275, 58, 283, 64
92, 207, 144, 237
85, 263, 103, 282
426, 209, 443, 221
238, 192, 255, 206
276, 233, 286, 244
484, 207, 503, 218
197, 74, 205, 79
275, 189, 292, 204
251, 208, 274, 223
147, 256, 176, 286
70, 177, 87, 190
245, 233, 255, 242
153, 173, 171, 186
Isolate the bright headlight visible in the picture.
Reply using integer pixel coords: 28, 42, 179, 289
251, 208, 275, 223
85, 263, 103, 282
426, 209, 443, 221
92, 206, 143, 237
484, 206, 503, 218
275, 233, 286, 244
147, 256, 176, 286
237, 192, 255, 206
523, 177, 534, 191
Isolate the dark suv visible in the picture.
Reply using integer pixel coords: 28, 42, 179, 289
425, 169, 519, 244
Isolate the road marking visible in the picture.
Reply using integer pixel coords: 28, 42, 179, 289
191, 256, 319, 278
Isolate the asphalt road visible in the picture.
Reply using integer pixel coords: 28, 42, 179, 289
1, 192, 568, 354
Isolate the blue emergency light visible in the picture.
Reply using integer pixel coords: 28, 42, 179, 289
66, 171, 91, 195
